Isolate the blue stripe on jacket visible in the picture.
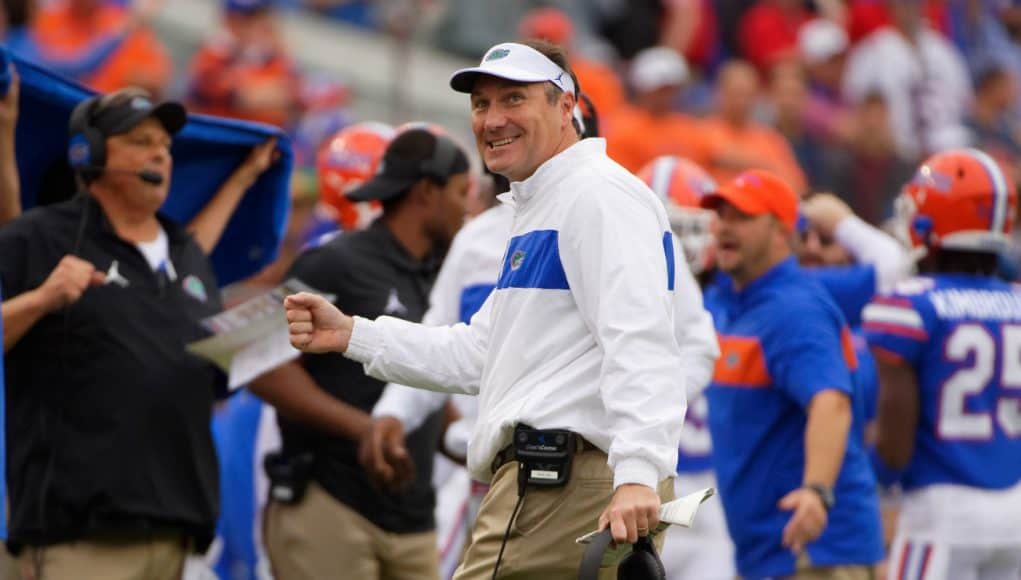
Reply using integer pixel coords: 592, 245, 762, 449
497, 230, 570, 290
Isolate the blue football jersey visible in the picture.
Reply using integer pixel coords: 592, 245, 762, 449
864, 274, 1021, 491
707, 259, 882, 578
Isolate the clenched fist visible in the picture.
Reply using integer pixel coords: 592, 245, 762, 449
284, 292, 353, 353
37, 255, 106, 311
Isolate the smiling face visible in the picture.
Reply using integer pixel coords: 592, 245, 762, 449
469, 76, 576, 182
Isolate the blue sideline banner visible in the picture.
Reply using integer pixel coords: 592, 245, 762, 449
3, 47, 293, 285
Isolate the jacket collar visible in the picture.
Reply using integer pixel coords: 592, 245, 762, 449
496, 138, 607, 207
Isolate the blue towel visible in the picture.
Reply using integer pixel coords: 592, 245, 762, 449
5, 47, 293, 285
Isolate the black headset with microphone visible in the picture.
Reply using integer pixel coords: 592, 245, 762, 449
578, 529, 666, 580
67, 95, 164, 186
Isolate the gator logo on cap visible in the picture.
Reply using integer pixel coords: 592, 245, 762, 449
485, 48, 511, 62
129, 96, 152, 110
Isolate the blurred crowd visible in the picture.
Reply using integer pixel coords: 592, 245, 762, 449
3, 0, 1020, 238
3, 1, 1021, 579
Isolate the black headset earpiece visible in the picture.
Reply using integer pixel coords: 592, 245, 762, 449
617, 536, 666, 580
419, 134, 460, 185
67, 95, 106, 180
578, 529, 666, 580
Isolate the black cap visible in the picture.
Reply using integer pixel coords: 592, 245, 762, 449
347, 128, 469, 203
90, 89, 187, 138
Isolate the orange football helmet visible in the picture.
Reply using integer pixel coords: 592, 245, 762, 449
896, 148, 1017, 254
637, 156, 718, 274
316, 121, 395, 231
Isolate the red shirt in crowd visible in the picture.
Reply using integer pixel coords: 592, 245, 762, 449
737, 1, 812, 73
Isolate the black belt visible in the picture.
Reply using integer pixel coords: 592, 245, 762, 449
490, 433, 597, 474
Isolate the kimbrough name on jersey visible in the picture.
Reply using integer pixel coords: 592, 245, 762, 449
929, 288, 1021, 320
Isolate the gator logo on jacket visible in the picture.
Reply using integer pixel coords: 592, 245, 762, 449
510, 250, 526, 271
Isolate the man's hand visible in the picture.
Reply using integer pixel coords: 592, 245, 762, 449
778, 487, 828, 554
801, 193, 853, 238
358, 416, 416, 494
36, 255, 106, 312
284, 292, 353, 353
597, 484, 661, 544
235, 138, 278, 186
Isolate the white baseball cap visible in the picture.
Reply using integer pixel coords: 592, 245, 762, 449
450, 42, 576, 95
628, 46, 689, 93
799, 19, 848, 65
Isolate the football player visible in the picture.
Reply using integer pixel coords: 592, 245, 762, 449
864, 148, 1021, 580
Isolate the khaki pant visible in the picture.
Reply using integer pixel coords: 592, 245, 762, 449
0, 548, 20, 580
264, 482, 440, 580
16, 537, 187, 580
785, 552, 876, 580
454, 448, 675, 580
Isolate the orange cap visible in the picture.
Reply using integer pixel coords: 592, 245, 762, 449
700, 169, 799, 229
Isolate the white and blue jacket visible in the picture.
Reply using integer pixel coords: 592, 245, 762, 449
347, 138, 697, 489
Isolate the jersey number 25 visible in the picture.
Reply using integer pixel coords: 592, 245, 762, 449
940, 323, 1021, 440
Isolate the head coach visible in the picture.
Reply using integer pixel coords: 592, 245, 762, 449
284, 39, 689, 578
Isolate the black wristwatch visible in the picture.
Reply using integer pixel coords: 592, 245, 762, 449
804, 484, 835, 512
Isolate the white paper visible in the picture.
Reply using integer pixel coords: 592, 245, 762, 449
658, 486, 716, 528
226, 315, 299, 388
187, 279, 333, 390
575, 487, 716, 545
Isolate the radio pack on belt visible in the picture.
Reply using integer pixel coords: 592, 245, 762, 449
514, 424, 577, 489
491, 424, 584, 578
264, 450, 315, 504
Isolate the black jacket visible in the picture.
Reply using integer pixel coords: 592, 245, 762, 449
0, 196, 224, 551
280, 220, 445, 534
